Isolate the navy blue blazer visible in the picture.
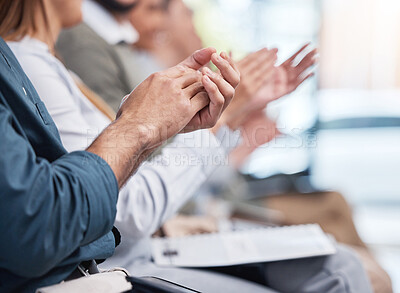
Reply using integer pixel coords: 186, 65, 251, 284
0, 37, 118, 292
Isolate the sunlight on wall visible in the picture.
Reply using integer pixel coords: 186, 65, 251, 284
320, 0, 400, 89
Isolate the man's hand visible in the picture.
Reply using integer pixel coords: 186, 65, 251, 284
118, 48, 219, 146
89, 47, 240, 188
184, 51, 240, 133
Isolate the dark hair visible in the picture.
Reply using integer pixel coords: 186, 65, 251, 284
94, 0, 138, 13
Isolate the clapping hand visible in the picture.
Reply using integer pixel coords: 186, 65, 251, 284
274, 43, 317, 99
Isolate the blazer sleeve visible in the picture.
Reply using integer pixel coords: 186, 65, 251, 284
0, 102, 119, 278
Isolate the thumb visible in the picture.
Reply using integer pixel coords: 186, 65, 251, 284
179, 47, 217, 70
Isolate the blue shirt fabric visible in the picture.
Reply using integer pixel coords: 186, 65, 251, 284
0, 37, 119, 292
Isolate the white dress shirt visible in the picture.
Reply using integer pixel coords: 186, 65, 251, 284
83, 0, 139, 45
8, 37, 240, 263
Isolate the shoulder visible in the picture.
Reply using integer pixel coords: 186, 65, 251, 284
8, 41, 78, 106
8, 41, 59, 82
57, 23, 114, 57
57, 23, 122, 76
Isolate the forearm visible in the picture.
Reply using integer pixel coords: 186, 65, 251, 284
86, 115, 156, 188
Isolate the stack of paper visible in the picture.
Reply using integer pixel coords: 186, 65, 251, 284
151, 224, 336, 267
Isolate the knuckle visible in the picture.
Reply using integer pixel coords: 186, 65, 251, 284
207, 81, 218, 93
151, 72, 161, 80
177, 98, 190, 112
211, 84, 219, 94
213, 73, 223, 83
220, 58, 230, 69
214, 95, 224, 108
147, 73, 156, 83
173, 87, 183, 98
169, 78, 179, 89
195, 71, 203, 81
228, 87, 235, 99
233, 75, 240, 88
211, 82, 218, 92
175, 64, 186, 74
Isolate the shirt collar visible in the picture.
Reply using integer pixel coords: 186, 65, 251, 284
8, 37, 50, 55
82, 0, 139, 45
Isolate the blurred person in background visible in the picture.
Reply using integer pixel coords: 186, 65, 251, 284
5, 0, 375, 292
150, 0, 202, 68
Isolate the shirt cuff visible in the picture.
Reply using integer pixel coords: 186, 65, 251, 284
214, 125, 242, 154
171, 128, 240, 176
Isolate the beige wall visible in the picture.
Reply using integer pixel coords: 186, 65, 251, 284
320, 0, 400, 89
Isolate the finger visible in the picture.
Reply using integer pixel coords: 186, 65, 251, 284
240, 52, 276, 94
253, 69, 276, 93
211, 53, 240, 88
221, 51, 240, 76
202, 75, 225, 119
283, 43, 311, 66
295, 49, 318, 74
288, 72, 314, 93
179, 47, 217, 70
249, 53, 277, 82
202, 67, 235, 102
238, 48, 269, 72
296, 72, 314, 87
241, 49, 277, 77
184, 82, 205, 97
190, 91, 210, 113
176, 71, 203, 88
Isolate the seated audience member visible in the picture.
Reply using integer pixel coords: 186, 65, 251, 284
8, 0, 375, 292
0, 1, 240, 293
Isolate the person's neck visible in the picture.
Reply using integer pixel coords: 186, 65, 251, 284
30, 2, 62, 55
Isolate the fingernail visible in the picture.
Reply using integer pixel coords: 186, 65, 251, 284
204, 75, 210, 83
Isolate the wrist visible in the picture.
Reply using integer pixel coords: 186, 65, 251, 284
115, 114, 156, 152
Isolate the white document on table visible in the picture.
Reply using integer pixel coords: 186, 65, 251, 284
151, 224, 336, 267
